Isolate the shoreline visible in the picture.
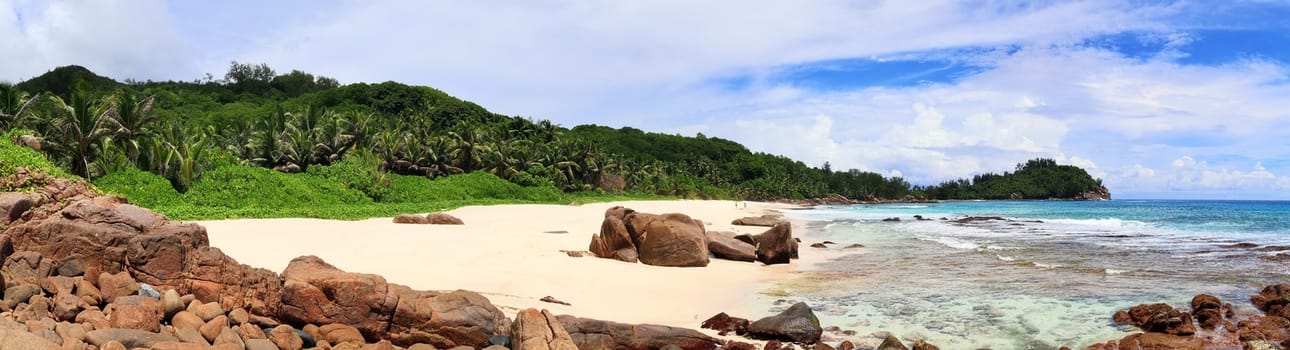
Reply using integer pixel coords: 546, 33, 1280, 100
198, 199, 812, 334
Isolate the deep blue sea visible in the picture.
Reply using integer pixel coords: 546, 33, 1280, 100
769, 200, 1290, 349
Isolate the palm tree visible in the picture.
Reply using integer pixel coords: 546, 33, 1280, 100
104, 88, 159, 166
0, 83, 41, 131
447, 130, 492, 172
45, 85, 114, 179
168, 126, 210, 192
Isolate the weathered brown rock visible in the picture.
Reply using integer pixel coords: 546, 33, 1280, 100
199, 315, 228, 342
0, 326, 61, 349
1235, 315, 1290, 344
1252, 283, 1290, 318
108, 296, 162, 332
0, 192, 35, 223
755, 223, 795, 265
512, 308, 577, 350
425, 213, 464, 225
84, 328, 178, 348
705, 231, 756, 262
1118, 303, 1196, 336
604, 206, 635, 220
74, 309, 109, 330
699, 312, 748, 336
98, 271, 139, 302
238, 322, 268, 340
4, 251, 52, 288
51, 293, 79, 321
877, 336, 907, 350
213, 327, 244, 348
911, 340, 940, 350
556, 314, 720, 350
1114, 332, 1202, 350
3, 283, 43, 309
188, 301, 225, 322
393, 214, 428, 224
245, 338, 280, 350
731, 214, 786, 227
175, 327, 208, 345
746, 302, 822, 344
271, 325, 305, 350
161, 289, 183, 318
320, 323, 365, 345
630, 213, 709, 267
281, 256, 509, 348
589, 216, 639, 263
150, 341, 208, 350
171, 311, 204, 331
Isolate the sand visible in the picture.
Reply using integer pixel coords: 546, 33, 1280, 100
197, 200, 810, 331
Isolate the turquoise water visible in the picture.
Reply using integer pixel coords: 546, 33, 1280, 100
770, 200, 1290, 349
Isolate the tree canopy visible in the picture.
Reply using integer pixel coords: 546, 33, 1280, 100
3, 64, 1108, 203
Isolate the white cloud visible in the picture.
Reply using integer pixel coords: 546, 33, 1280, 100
3, 0, 1289, 198
0, 0, 194, 81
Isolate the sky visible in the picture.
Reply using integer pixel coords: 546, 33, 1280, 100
3, 0, 1290, 199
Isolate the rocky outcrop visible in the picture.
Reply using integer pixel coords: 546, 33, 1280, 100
755, 223, 797, 265
705, 231, 756, 262
588, 207, 709, 267
731, 214, 786, 227
746, 302, 822, 344
555, 314, 720, 350
280, 255, 510, 347
1113, 303, 1195, 336
0, 168, 507, 349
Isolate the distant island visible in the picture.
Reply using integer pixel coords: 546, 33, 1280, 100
3, 64, 1106, 219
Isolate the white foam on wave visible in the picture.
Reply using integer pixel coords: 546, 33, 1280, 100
918, 235, 980, 250
1033, 262, 1061, 269
1103, 268, 1127, 275
1043, 218, 1151, 228
889, 205, 930, 209
996, 255, 1015, 262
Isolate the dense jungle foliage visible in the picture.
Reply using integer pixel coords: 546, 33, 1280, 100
1, 64, 1106, 218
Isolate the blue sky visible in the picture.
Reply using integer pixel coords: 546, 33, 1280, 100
3, 0, 1290, 199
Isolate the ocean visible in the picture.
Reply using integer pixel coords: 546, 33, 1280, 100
769, 200, 1290, 349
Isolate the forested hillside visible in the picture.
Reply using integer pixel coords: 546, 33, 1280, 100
1, 64, 1108, 218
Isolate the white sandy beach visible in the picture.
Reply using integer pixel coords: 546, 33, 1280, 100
197, 200, 816, 332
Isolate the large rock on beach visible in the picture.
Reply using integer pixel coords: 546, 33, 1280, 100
731, 214, 786, 227
555, 314, 720, 350
512, 308, 577, 350
746, 302, 822, 344
705, 231, 756, 262
393, 214, 429, 224
589, 216, 639, 263
280, 255, 509, 347
755, 223, 797, 265
630, 213, 709, 267
426, 213, 464, 225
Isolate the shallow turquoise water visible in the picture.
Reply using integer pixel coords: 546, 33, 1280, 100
771, 200, 1290, 349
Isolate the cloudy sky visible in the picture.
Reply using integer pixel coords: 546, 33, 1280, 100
3, 0, 1290, 199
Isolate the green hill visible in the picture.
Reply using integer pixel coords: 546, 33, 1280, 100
1, 64, 1108, 219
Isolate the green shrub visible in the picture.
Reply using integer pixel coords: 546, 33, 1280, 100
183, 165, 372, 210
307, 150, 390, 200
95, 166, 182, 208
1, 129, 74, 183
382, 171, 562, 203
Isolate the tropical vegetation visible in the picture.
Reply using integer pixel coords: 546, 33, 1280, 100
1, 64, 1107, 219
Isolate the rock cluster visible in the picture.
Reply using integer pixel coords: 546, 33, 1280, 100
392, 213, 464, 225
1090, 287, 1290, 349
588, 207, 798, 267
0, 168, 746, 350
